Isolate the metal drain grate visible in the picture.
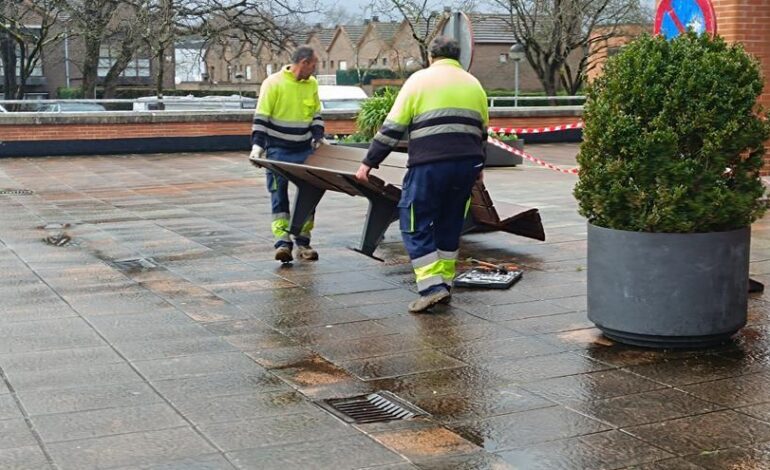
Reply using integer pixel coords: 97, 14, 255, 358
112, 258, 158, 271
318, 391, 427, 424
0, 189, 34, 196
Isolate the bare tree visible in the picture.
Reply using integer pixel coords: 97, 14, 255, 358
372, 1, 457, 68
489, 0, 648, 95
0, 0, 66, 100
138, 0, 308, 96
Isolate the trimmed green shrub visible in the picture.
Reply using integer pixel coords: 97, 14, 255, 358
355, 86, 398, 141
574, 33, 770, 233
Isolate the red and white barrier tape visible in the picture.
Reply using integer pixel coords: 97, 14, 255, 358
488, 137, 579, 175
488, 121, 584, 136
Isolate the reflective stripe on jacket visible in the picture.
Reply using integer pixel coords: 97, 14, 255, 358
363, 59, 489, 168
252, 66, 324, 150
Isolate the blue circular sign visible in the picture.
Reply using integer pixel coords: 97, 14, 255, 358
654, 0, 717, 40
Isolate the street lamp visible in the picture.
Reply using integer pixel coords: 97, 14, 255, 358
508, 43, 525, 107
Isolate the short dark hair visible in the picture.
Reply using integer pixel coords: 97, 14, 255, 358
430, 36, 461, 60
292, 45, 316, 64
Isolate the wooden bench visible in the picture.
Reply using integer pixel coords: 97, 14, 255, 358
250, 144, 545, 259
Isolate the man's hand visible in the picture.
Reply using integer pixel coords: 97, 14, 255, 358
249, 144, 266, 160
356, 163, 372, 183
312, 138, 330, 150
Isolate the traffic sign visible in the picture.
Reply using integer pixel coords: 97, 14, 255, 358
654, 0, 716, 39
439, 12, 474, 71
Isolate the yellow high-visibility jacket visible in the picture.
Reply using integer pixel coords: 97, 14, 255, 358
363, 58, 488, 168
252, 66, 324, 150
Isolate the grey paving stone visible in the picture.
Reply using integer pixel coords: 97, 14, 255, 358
624, 410, 770, 456
412, 453, 512, 470
199, 410, 358, 451
284, 320, 397, 345
439, 336, 564, 364
153, 371, 288, 403
0, 318, 105, 354
32, 403, 186, 443
414, 386, 554, 423
174, 390, 318, 425
6, 361, 143, 392
88, 311, 215, 342
110, 453, 237, 470
340, 350, 468, 381
502, 311, 593, 335
450, 406, 611, 452
568, 388, 723, 428
133, 352, 268, 381
495, 430, 673, 469
226, 434, 405, 470
46, 427, 216, 470
0, 446, 53, 470
627, 354, 764, 386
680, 372, 770, 407
0, 346, 124, 374
113, 336, 238, 361
520, 369, 665, 403
18, 382, 163, 416
0, 300, 79, 323
0, 419, 37, 450
0, 394, 21, 420
483, 351, 614, 383
469, 299, 574, 322
62, 291, 178, 317
311, 333, 433, 362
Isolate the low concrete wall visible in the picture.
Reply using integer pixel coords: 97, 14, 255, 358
0, 107, 583, 157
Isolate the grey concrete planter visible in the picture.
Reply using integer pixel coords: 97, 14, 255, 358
486, 139, 524, 167
587, 223, 750, 348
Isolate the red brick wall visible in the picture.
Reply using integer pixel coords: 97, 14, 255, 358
0, 116, 581, 142
711, 0, 770, 171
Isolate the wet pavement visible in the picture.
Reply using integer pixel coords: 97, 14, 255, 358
0, 144, 769, 469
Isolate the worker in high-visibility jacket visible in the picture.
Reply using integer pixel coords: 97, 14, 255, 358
250, 46, 328, 263
356, 36, 488, 312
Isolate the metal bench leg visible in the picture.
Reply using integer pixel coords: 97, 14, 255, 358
352, 198, 399, 261
289, 182, 325, 236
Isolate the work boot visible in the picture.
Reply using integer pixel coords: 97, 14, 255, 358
296, 245, 319, 261
408, 289, 451, 313
275, 246, 293, 263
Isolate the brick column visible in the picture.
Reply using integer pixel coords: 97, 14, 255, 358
711, 0, 770, 170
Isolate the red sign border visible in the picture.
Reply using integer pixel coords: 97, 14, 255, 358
653, 0, 717, 37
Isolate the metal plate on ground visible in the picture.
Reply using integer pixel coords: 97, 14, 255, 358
112, 258, 158, 272
454, 268, 523, 289
0, 189, 34, 195
318, 391, 428, 424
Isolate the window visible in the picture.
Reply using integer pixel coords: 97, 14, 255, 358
330, 60, 335, 69
0, 27, 43, 77
98, 45, 150, 78
339, 61, 347, 71
607, 46, 622, 57
499, 53, 508, 63
322, 60, 327, 69
245, 65, 252, 80
382, 58, 387, 66
266, 64, 273, 75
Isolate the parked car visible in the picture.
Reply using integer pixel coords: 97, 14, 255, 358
318, 85, 368, 112
36, 102, 107, 112
132, 95, 255, 111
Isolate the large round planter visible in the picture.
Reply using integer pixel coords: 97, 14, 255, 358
587, 223, 750, 348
